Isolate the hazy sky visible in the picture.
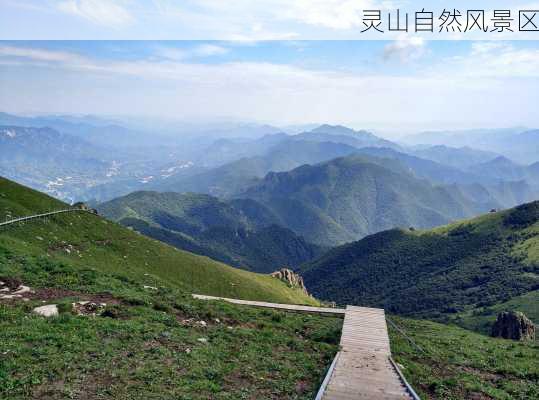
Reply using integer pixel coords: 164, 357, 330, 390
1, 1, 539, 134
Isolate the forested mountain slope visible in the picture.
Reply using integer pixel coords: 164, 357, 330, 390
98, 191, 324, 273
301, 201, 539, 319
240, 155, 484, 246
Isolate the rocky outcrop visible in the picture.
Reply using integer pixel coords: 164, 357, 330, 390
491, 311, 536, 341
270, 268, 309, 295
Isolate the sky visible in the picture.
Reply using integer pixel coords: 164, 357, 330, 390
1, 1, 539, 134
2, 0, 539, 40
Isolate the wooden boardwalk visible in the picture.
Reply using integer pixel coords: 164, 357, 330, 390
320, 306, 412, 399
193, 295, 417, 399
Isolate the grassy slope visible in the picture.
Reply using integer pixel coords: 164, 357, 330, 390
0, 272, 341, 399
0, 177, 343, 399
0, 177, 316, 305
389, 317, 539, 400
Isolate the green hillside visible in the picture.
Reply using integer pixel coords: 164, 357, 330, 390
0, 177, 344, 399
240, 155, 481, 246
0, 177, 317, 305
302, 201, 539, 324
98, 191, 323, 273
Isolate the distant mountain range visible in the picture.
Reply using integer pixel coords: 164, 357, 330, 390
154, 140, 360, 197
238, 155, 492, 246
1, 112, 538, 250
404, 128, 539, 164
301, 201, 539, 320
411, 145, 499, 169
98, 191, 324, 273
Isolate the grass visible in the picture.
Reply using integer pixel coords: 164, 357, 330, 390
0, 273, 341, 399
389, 317, 539, 400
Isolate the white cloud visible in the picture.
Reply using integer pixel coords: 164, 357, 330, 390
57, 0, 133, 27
441, 42, 539, 78
156, 44, 229, 61
193, 44, 229, 57
156, 47, 187, 61
0, 45, 87, 63
383, 37, 426, 62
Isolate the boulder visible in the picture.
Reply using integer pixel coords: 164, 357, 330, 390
491, 311, 536, 341
33, 304, 59, 318
270, 268, 309, 295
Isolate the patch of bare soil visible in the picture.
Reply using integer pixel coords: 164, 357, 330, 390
27, 288, 120, 305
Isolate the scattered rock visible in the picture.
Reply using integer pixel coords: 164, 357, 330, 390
197, 320, 207, 327
197, 338, 208, 344
33, 304, 59, 317
143, 285, 158, 291
0, 279, 33, 300
491, 311, 536, 341
72, 301, 105, 316
13, 285, 31, 295
185, 348, 191, 354
270, 268, 309, 295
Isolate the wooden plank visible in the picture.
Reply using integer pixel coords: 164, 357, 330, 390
192, 294, 346, 315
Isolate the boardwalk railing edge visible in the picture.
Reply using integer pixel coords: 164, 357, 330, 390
314, 351, 340, 400
389, 356, 422, 400
0, 208, 94, 227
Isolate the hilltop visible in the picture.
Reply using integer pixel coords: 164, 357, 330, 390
302, 201, 539, 323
